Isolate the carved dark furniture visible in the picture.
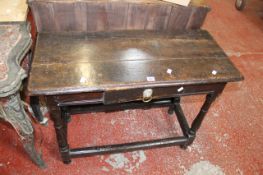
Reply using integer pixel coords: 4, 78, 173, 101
28, 29, 243, 163
0, 22, 45, 168
28, 0, 243, 164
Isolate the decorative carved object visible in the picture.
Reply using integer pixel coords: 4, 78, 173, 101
0, 22, 45, 168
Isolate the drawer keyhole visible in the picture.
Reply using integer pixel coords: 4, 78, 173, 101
143, 89, 153, 103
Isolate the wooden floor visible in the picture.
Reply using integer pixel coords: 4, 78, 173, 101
0, 0, 262, 174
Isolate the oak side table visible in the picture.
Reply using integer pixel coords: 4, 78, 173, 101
28, 30, 243, 164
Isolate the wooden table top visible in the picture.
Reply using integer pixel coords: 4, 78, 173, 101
28, 30, 243, 95
0, 0, 28, 22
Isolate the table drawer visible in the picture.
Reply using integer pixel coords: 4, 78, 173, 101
104, 84, 222, 104
55, 92, 104, 106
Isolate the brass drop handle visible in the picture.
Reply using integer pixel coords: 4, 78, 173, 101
142, 89, 153, 103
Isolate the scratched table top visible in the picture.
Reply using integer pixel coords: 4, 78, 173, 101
28, 30, 243, 95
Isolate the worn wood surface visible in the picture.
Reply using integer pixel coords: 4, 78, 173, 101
28, 0, 209, 33
28, 30, 243, 95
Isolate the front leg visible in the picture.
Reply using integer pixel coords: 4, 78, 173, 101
171, 84, 225, 148
0, 93, 46, 168
186, 92, 221, 146
30, 96, 48, 125
46, 96, 71, 164
190, 93, 218, 133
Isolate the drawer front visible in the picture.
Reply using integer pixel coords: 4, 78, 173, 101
55, 92, 104, 106
104, 84, 223, 104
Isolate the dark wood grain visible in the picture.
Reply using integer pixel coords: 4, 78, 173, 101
26, 0, 244, 164
104, 83, 225, 104
28, 30, 243, 95
28, 0, 210, 33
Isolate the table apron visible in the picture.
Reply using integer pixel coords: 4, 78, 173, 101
55, 83, 226, 107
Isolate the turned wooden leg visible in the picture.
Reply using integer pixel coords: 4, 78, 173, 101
173, 97, 190, 137
171, 91, 223, 149
30, 96, 48, 125
0, 93, 46, 168
61, 107, 71, 140
47, 97, 71, 164
190, 93, 218, 133
187, 93, 219, 147
168, 105, 174, 115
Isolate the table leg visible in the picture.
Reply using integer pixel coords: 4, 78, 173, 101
0, 93, 46, 168
61, 107, 71, 140
47, 97, 71, 164
181, 93, 219, 147
168, 106, 174, 115
190, 93, 218, 133
30, 96, 48, 125
171, 89, 224, 148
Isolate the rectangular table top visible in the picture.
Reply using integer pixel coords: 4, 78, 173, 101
28, 30, 243, 95
0, 0, 28, 22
